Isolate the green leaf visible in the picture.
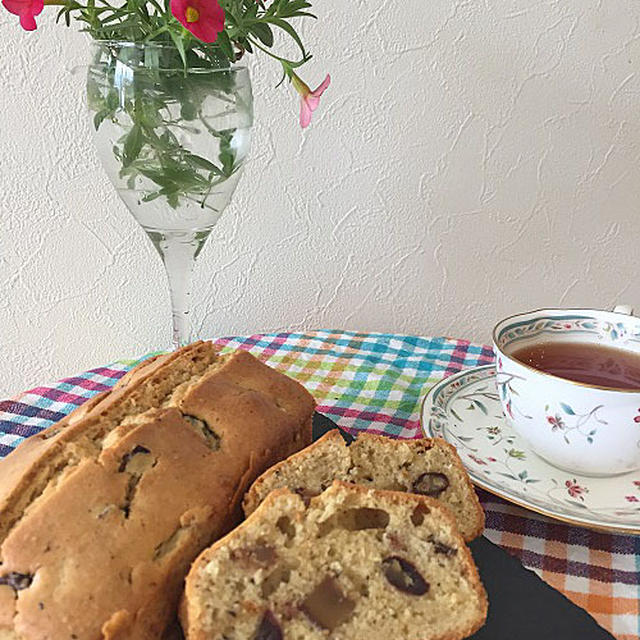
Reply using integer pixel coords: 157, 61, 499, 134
122, 124, 144, 167
219, 134, 236, 176
139, 105, 161, 128
160, 160, 209, 186
266, 16, 306, 57
278, 0, 313, 17
137, 167, 174, 188
250, 22, 274, 47
187, 154, 224, 175
141, 190, 164, 203
245, 1, 258, 20
168, 28, 187, 68
180, 101, 198, 120
217, 30, 235, 61
167, 191, 180, 209
93, 109, 110, 130
560, 402, 575, 415
106, 90, 119, 111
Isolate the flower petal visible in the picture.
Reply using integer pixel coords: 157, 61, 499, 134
299, 97, 313, 128
305, 94, 321, 111
311, 74, 331, 98
170, 0, 224, 43
19, 11, 37, 29
3, 0, 29, 13
3, 0, 41, 20
2, 0, 21, 14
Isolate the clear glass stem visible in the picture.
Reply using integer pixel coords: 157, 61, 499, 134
146, 228, 211, 349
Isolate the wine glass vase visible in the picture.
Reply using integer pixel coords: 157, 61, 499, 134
87, 42, 253, 348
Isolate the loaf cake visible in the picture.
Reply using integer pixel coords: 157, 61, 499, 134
0, 342, 315, 640
183, 481, 487, 639
243, 430, 484, 541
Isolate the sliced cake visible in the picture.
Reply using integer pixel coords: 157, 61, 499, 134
243, 430, 484, 541
0, 343, 315, 640
183, 481, 487, 640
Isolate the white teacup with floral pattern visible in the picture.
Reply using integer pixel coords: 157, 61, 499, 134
493, 307, 640, 477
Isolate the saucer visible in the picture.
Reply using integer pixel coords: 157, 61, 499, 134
421, 366, 640, 534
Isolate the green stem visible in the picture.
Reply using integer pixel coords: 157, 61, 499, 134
144, 24, 169, 41
246, 36, 310, 68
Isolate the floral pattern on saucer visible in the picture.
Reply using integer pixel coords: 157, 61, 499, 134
422, 366, 640, 534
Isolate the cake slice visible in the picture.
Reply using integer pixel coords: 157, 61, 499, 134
243, 430, 484, 541
183, 481, 487, 640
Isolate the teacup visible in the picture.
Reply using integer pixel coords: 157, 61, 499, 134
493, 307, 640, 477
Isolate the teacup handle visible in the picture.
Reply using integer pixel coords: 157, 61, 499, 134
613, 304, 634, 315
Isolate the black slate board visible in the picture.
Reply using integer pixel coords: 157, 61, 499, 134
312, 412, 615, 640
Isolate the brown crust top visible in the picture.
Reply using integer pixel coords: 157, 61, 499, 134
0, 343, 315, 639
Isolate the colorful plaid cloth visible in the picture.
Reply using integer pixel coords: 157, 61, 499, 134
0, 330, 638, 639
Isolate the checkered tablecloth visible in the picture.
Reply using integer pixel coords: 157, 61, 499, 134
1, 330, 638, 639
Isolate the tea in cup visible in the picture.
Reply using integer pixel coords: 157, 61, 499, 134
493, 307, 640, 476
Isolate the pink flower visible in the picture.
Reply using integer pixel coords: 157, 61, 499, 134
487, 457, 497, 462
633, 480, 640, 487
170, 0, 224, 43
291, 72, 330, 129
565, 479, 588, 501
547, 415, 565, 431
625, 495, 639, 503
468, 454, 487, 466
2, 0, 43, 31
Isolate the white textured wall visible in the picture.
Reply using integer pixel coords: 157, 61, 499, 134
1, 0, 640, 397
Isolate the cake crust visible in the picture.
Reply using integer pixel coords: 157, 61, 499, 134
0, 343, 315, 639
243, 430, 485, 541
